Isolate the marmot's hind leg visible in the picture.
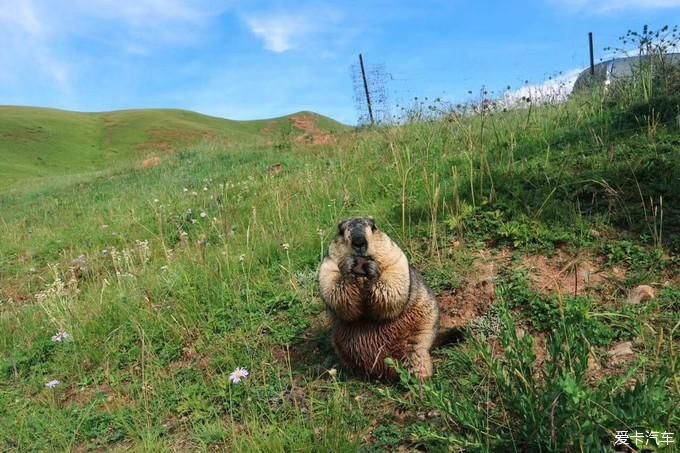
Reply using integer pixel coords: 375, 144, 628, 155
404, 348, 433, 381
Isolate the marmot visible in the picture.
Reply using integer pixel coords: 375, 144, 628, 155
318, 217, 440, 380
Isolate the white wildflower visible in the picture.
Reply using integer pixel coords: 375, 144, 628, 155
183, 188, 188, 193
229, 367, 249, 384
45, 380, 61, 389
282, 243, 290, 251
200, 212, 208, 218
239, 254, 245, 262
51, 331, 71, 343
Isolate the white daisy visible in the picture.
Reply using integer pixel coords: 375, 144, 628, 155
229, 367, 249, 384
51, 331, 71, 343
45, 379, 61, 389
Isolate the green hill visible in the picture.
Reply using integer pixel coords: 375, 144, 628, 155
0, 106, 346, 191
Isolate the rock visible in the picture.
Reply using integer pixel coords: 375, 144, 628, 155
627, 285, 655, 304
268, 163, 284, 176
587, 353, 601, 373
71, 254, 87, 267
608, 341, 634, 357
611, 267, 626, 280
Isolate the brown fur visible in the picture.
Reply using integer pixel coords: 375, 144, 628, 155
318, 218, 439, 380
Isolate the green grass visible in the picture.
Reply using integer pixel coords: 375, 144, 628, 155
0, 106, 345, 191
0, 86, 678, 451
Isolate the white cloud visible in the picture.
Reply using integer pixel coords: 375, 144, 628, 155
244, 7, 343, 53
500, 68, 582, 108
245, 14, 308, 53
553, 0, 680, 12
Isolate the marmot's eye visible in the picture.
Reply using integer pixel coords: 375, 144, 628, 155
367, 219, 377, 232
337, 221, 348, 236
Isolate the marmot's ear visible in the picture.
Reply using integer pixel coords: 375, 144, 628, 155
367, 218, 377, 231
337, 220, 348, 236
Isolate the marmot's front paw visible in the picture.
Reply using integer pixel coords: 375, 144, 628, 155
364, 259, 379, 279
351, 256, 378, 277
340, 256, 356, 276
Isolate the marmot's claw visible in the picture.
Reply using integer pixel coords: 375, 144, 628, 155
365, 260, 379, 278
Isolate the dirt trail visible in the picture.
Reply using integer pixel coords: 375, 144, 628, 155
290, 114, 334, 145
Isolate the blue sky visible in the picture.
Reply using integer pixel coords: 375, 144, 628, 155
1, 0, 679, 124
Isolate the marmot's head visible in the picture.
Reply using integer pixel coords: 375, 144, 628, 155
336, 217, 376, 256
328, 216, 396, 265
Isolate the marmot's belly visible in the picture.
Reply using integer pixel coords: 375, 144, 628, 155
332, 304, 434, 378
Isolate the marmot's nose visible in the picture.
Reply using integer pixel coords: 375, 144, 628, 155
351, 233, 367, 254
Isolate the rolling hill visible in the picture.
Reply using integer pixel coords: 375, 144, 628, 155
0, 106, 346, 191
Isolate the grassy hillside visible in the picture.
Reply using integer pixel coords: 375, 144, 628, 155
0, 85, 678, 451
0, 106, 346, 191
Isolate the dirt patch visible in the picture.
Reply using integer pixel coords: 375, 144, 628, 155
438, 289, 491, 330
269, 381, 310, 414
63, 384, 134, 412
165, 336, 212, 374
1, 284, 32, 305
521, 250, 621, 297
290, 115, 334, 145
438, 250, 510, 330
140, 156, 161, 169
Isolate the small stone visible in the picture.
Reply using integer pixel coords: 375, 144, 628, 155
608, 341, 634, 357
611, 267, 626, 280
426, 410, 441, 419
71, 254, 87, 267
587, 353, 601, 372
515, 327, 526, 340
268, 163, 284, 176
627, 285, 655, 304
